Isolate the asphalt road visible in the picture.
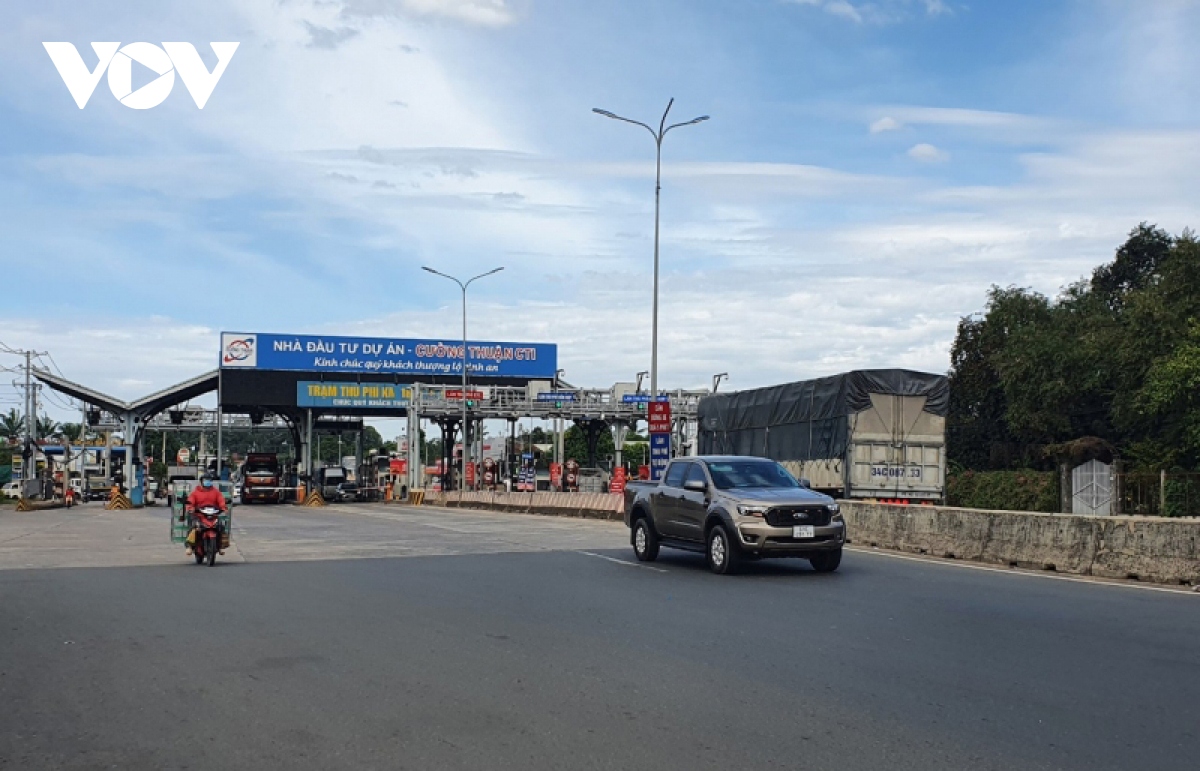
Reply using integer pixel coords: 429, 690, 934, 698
1, 502, 1198, 770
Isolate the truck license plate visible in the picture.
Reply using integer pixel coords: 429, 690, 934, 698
793, 525, 815, 539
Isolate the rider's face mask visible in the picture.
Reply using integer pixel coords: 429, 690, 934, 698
202, 479, 213, 488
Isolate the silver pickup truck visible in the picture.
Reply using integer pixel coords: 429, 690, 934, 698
623, 456, 845, 575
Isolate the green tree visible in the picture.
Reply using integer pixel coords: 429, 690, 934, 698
0, 409, 22, 443
948, 224, 1200, 471
36, 416, 61, 440
59, 423, 85, 444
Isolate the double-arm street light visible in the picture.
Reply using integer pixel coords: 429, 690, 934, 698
593, 98, 708, 399
422, 265, 504, 490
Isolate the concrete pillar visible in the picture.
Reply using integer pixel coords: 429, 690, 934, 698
304, 409, 313, 481
406, 407, 420, 493
122, 413, 137, 500
1060, 462, 1071, 514
611, 421, 629, 469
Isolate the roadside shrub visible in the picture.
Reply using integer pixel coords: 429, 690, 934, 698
1163, 475, 1200, 518
947, 469, 1058, 512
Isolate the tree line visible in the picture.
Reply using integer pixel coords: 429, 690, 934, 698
948, 223, 1200, 472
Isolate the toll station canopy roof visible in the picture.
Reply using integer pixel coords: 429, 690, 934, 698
33, 368, 220, 419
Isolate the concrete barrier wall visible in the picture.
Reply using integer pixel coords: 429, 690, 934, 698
419, 492, 1199, 585
841, 501, 1200, 585
429, 491, 624, 520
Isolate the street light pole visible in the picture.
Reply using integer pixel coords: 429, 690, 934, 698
423, 265, 504, 491
593, 99, 708, 399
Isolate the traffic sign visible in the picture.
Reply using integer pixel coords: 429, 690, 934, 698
649, 434, 671, 481
648, 401, 672, 434
176, 448, 191, 464
536, 392, 577, 402
445, 389, 486, 401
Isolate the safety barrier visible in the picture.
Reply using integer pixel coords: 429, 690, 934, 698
14, 497, 32, 512
407, 490, 426, 506
429, 490, 624, 520
302, 489, 326, 507
106, 491, 133, 510
241, 484, 393, 504
840, 501, 1200, 586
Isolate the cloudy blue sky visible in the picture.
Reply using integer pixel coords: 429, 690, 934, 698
2, 0, 1199, 419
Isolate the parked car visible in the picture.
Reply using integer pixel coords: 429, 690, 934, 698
2, 481, 22, 499
623, 456, 845, 575
333, 481, 359, 503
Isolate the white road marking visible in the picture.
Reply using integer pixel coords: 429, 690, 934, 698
578, 551, 669, 573
847, 546, 1198, 596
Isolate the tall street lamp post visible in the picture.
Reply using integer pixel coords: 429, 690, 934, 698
423, 266, 504, 491
593, 98, 708, 398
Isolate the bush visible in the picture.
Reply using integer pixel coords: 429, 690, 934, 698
1163, 475, 1200, 518
947, 469, 1059, 512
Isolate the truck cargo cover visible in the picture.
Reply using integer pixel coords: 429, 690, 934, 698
697, 369, 948, 461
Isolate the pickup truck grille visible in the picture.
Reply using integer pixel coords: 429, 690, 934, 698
765, 506, 831, 527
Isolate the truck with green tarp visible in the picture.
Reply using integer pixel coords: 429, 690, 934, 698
697, 369, 948, 502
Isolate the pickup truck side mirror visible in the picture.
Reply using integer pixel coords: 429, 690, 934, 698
799, 478, 812, 489
683, 479, 707, 493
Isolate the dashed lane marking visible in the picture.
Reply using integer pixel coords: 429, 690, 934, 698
578, 551, 669, 573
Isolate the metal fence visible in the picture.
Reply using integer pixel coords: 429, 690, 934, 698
1116, 471, 1200, 518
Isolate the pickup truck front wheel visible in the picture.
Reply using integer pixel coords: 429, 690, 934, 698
809, 548, 842, 573
632, 518, 660, 562
706, 524, 740, 575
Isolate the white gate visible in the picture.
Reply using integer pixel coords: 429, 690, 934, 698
1072, 460, 1112, 516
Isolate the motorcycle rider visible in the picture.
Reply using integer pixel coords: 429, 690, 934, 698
185, 473, 227, 555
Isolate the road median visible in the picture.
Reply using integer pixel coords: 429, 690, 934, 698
427, 490, 623, 520
422, 490, 1200, 585
841, 501, 1200, 586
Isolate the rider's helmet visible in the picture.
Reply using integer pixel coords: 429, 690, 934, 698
200, 472, 214, 488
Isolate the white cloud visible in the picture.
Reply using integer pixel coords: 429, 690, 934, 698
786, 0, 954, 25
304, 21, 361, 49
908, 143, 949, 162
824, 1, 863, 24
9, 124, 1200, 419
870, 116, 903, 133
340, 0, 515, 27
921, 0, 951, 16
881, 105, 1051, 131
5, 0, 1200, 421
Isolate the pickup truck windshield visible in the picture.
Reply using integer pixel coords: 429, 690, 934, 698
706, 460, 800, 490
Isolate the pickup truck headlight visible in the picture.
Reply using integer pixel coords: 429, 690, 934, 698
737, 505, 767, 518
827, 503, 843, 522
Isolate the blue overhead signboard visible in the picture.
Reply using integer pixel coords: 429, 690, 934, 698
297, 381, 412, 410
535, 392, 577, 402
221, 332, 557, 379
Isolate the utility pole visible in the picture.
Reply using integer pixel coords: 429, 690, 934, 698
31, 382, 39, 497
422, 265, 504, 491
23, 351, 32, 451
593, 100, 709, 398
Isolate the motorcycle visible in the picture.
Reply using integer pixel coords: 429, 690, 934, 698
191, 505, 223, 567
